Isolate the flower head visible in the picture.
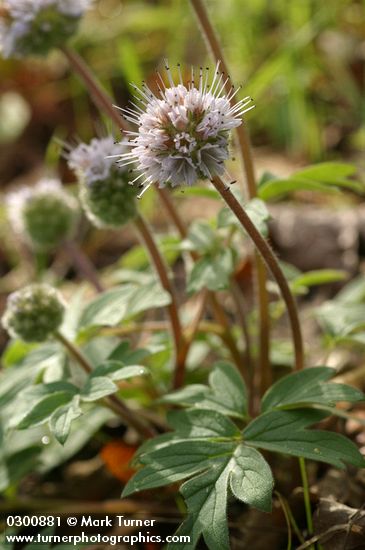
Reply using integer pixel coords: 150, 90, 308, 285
2, 283, 65, 342
7, 178, 78, 250
0, 0, 92, 58
118, 62, 254, 196
67, 136, 138, 228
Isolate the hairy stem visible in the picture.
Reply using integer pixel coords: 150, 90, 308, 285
61, 46, 123, 130
134, 214, 185, 389
189, 0, 272, 394
54, 331, 154, 439
211, 176, 304, 371
189, 0, 256, 197
64, 240, 104, 293
256, 254, 271, 392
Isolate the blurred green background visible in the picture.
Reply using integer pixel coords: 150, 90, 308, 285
0, 0, 364, 187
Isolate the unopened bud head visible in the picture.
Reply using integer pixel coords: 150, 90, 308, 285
2, 284, 65, 342
68, 137, 138, 228
7, 178, 78, 251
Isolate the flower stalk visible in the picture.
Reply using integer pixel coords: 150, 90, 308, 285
64, 240, 104, 293
134, 214, 185, 389
189, 0, 279, 393
211, 176, 304, 372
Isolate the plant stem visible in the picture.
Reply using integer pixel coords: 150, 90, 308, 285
61, 46, 124, 130
275, 492, 292, 550
275, 491, 305, 546
189, 0, 256, 197
256, 254, 271, 392
189, 0, 272, 394
134, 214, 185, 389
211, 176, 304, 371
64, 240, 104, 293
54, 331, 154, 439
299, 457, 315, 549
160, 197, 245, 377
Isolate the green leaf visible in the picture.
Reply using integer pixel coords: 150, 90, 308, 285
91, 360, 148, 381
0, 446, 41, 491
294, 162, 356, 181
261, 367, 364, 413
316, 301, 365, 338
9, 382, 78, 430
168, 409, 240, 439
258, 162, 363, 201
187, 248, 235, 293
157, 384, 210, 406
17, 392, 76, 430
81, 376, 118, 402
78, 282, 171, 329
175, 465, 231, 550
291, 270, 348, 293
209, 361, 248, 418
171, 445, 273, 549
258, 177, 336, 200
335, 275, 365, 304
218, 198, 270, 236
1, 339, 35, 367
183, 220, 217, 255
123, 408, 272, 550
160, 362, 248, 419
49, 396, 83, 445
229, 446, 273, 512
0, 344, 65, 408
244, 409, 365, 468
108, 341, 150, 365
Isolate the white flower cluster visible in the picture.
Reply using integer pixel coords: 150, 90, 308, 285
0, 0, 92, 58
67, 137, 126, 185
119, 63, 254, 196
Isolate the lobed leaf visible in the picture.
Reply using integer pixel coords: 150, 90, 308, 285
124, 408, 272, 550
244, 409, 365, 468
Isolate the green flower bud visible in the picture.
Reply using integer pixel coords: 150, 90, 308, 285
68, 137, 138, 229
2, 284, 65, 342
7, 178, 78, 251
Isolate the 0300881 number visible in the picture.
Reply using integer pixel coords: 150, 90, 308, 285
6, 516, 61, 527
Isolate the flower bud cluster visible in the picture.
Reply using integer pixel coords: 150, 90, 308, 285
6, 178, 78, 251
68, 137, 138, 228
0, 0, 92, 58
1, 284, 65, 342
